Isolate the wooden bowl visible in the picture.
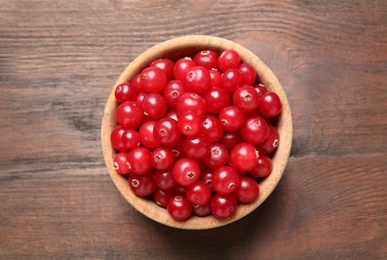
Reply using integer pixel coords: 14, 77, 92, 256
101, 35, 292, 230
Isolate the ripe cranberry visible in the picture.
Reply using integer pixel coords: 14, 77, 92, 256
199, 168, 214, 192
218, 106, 245, 131
131, 74, 144, 93
122, 129, 141, 151
259, 92, 282, 118
220, 130, 244, 151
163, 80, 188, 107
154, 169, 177, 190
193, 49, 219, 69
110, 125, 127, 151
167, 195, 192, 221
174, 57, 196, 81
218, 49, 241, 72
176, 92, 207, 117
220, 69, 243, 92
153, 188, 176, 208
138, 121, 161, 149
127, 147, 153, 175
186, 181, 212, 205
203, 87, 230, 114
185, 66, 212, 93
151, 147, 175, 171
135, 92, 147, 106
153, 118, 181, 146
256, 124, 279, 154
209, 69, 222, 87
233, 176, 259, 203
228, 143, 258, 172
192, 202, 212, 217
241, 116, 269, 145
141, 93, 168, 119
167, 136, 185, 161
115, 101, 144, 129
164, 110, 180, 122
212, 165, 240, 194
200, 114, 224, 143
140, 66, 167, 92
203, 143, 229, 169
150, 58, 175, 81
238, 63, 257, 85
210, 193, 237, 219
129, 171, 157, 196
178, 111, 202, 137
253, 83, 267, 96
115, 82, 137, 103
232, 85, 260, 112
113, 152, 131, 174
250, 154, 273, 178
182, 135, 211, 160
172, 158, 201, 186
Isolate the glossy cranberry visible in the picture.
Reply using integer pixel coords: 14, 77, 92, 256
115, 82, 137, 103
167, 195, 192, 221
140, 66, 167, 92
176, 92, 207, 117
163, 80, 188, 107
182, 135, 211, 160
186, 181, 212, 205
218, 49, 241, 72
154, 169, 177, 190
192, 202, 212, 217
141, 93, 167, 119
178, 111, 202, 137
203, 86, 230, 114
238, 63, 257, 85
218, 106, 245, 131
128, 171, 157, 196
174, 57, 196, 81
115, 101, 144, 129
174, 184, 187, 196
164, 110, 180, 122
153, 118, 181, 146
256, 124, 279, 154
122, 129, 141, 150
138, 121, 161, 149
259, 92, 282, 118
210, 193, 237, 219
228, 143, 258, 172
220, 69, 243, 92
172, 158, 201, 186
212, 166, 240, 194
127, 147, 153, 175
233, 176, 259, 203
220, 130, 244, 151
241, 116, 269, 145
250, 154, 273, 178
232, 85, 260, 112
153, 188, 176, 208
167, 136, 185, 161
200, 114, 224, 143
193, 49, 219, 69
253, 83, 267, 96
150, 58, 175, 81
203, 143, 229, 169
199, 167, 214, 189
135, 92, 147, 106
131, 74, 144, 93
209, 69, 222, 87
113, 152, 131, 174
151, 147, 175, 171
110, 125, 127, 151
185, 66, 212, 93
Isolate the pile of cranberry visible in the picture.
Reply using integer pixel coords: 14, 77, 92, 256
110, 49, 282, 221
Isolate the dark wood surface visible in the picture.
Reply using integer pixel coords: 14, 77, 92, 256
1, 1, 386, 259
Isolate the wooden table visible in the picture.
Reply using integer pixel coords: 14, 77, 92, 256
1, 1, 386, 259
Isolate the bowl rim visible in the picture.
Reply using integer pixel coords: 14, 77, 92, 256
101, 35, 293, 230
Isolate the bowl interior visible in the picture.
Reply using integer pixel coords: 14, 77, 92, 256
101, 35, 292, 230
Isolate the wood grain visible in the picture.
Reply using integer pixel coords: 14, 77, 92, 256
0, 0, 386, 259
